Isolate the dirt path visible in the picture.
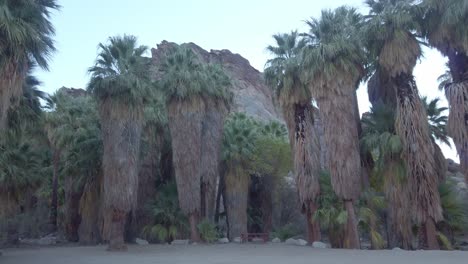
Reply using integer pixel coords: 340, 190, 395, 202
2, 244, 468, 264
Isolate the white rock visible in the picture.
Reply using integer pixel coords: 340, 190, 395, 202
252, 238, 265, 243
457, 182, 467, 190
38, 236, 56, 246
392, 247, 402, 251
233, 237, 242, 243
171, 239, 189, 245
272, 238, 281, 243
312, 241, 328, 249
295, 239, 308, 246
135, 238, 149, 245
218, 238, 229, 244
285, 238, 297, 245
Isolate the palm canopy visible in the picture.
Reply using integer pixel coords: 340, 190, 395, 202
421, 96, 450, 146
421, 0, 468, 55
87, 35, 151, 105
222, 112, 258, 165
160, 46, 232, 104
301, 6, 366, 90
264, 31, 309, 105
0, 0, 59, 71
364, 0, 422, 77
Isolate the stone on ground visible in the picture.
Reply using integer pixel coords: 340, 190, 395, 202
285, 238, 297, 245
135, 238, 149, 245
312, 241, 328, 249
272, 238, 281, 243
171, 239, 189, 245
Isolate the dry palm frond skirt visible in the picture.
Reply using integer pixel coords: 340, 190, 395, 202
167, 97, 205, 215
200, 98, 228, 219
394, 74, 443, 224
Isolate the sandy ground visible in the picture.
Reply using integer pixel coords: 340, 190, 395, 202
2, 243, 468, 264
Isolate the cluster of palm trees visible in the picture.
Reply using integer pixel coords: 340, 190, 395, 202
264, 0, 467, 250
1, 0, 467, 252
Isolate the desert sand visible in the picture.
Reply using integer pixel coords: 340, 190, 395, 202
2, 243, 467, 264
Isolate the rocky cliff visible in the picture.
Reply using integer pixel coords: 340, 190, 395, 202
150, 41, 281, 121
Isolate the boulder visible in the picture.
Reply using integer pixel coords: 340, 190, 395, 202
295, 239, 308, 246
218, 238, 229, 244
233, 237, 242, 243
135, 238, 149, 245
271, 238, 281, 243
392, 247, 402, 251
285, 238, 297, 245
252, 238, 264, 243
171, 239, 189, 245
312, 241, 328, 249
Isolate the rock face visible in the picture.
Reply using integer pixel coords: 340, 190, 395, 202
150, 41, 280, 122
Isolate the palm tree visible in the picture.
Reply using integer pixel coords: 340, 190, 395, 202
421, 0, 468, 183
361, 104, 412, 249
0, 0, 58, 131
161, 47, 231, 241
422, 97, 450, 184
200, 65, 232, 222
364, 0, 442, 249
265, 31, 322, 243
87, 35, 151, 251
222, 113, 258, 240
302, 7, 366, 248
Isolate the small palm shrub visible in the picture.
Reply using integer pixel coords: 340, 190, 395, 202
271, 223, 301, 241
142, 182, 188, 243
197, 219, 219, 243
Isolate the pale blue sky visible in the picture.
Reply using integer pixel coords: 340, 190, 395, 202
37, 0, 456, 161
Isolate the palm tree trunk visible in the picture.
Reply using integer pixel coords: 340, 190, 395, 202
424, 218, 439, 250
446, 51, 468, 183
167, 98, 204, 242
306, 200, 321, 243
78, 176, 102, 245
99, 99, 143, 250
224, 164, 249, 240
49, 149, 60, 232
64, 176, 85, 242
344, 200, 360, 249
394, 73, 442, 249
107, 209, 127, 251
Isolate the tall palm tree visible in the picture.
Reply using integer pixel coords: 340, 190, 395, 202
87, 35, 151, 251
265, 31, 322, 243
422, 0, 468, 183
0, 0, 58, 131
361, 104, 412, 249
222, 113, 258, 240
302, 7, 366, 248
200, 64, 232, 222
364, 0, 442, 249
161, 47, 231, 241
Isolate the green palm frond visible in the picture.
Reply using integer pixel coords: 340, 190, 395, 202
222, 113, 259, 164
160, 46, 232, 104
421, 96, 450, 146
302, 6, 366, 85
265, 31, 309, 103
87, 35, 151, 105
0, 0, 59, 71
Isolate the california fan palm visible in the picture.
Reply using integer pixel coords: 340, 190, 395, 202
302, 7, 366, 248
364, 0, 442, 249
161, 47, 231, 241
265, 31, 321, 243
0, 0, 58, 131
422, 0, 468, 183
87, 35, 151, 251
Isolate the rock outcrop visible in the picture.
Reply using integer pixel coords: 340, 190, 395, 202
150, 41, 281, 121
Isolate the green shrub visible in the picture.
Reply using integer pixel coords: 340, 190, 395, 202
197, 219, 219, 243
271, 223, 300, 241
